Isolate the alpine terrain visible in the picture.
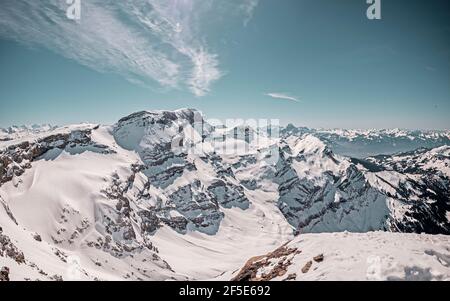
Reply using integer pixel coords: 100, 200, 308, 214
0, 109, 449, 281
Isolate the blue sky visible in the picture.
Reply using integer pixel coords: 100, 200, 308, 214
0, 0, 449, 129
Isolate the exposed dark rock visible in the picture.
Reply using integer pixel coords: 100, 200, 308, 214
301, 261, 312, 274
50, 274, 63, 281
231, 243, 298, 281
313, 254, 324, 262
207, 179, 249, 210
0, 266, 10, 281
33, 234, 42, 242
283, 273, 297, 281
0, 127, 112, 186
0, 228, 25, 264
1, 197, 18, 225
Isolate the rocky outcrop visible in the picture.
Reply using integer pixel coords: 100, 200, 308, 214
0, 266, 9, 281
0, 227, 25, 264
101, 165, 248, 236
207, 179, 249, 210
0, 127, 111, 185
231, 243, 300, 281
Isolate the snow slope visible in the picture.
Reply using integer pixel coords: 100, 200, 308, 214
0, 126, 182, 280
228, 231, 450, 281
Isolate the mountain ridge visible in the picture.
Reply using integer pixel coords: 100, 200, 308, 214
0, 109, 449, 280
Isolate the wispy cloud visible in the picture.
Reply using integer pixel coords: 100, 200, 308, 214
265, 93, 300, 102
241, 0, 259, 26
0, 0, 258, 97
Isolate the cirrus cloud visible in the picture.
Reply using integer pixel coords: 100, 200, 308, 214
0, 0, 259, 97
265, 92, 300, 102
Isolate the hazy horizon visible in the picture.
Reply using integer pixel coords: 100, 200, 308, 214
1, 106, 449, 132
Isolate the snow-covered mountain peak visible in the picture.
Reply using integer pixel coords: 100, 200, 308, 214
113, 108, 208, 152
0, 124, 58, 143
428, 145, 450, 156
285, 135, 328, 156
115, 108, 204, 132
0, 124, 57, 134
368, 145, 450, 179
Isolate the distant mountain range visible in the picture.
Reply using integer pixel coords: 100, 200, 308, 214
281, 124, 450, 158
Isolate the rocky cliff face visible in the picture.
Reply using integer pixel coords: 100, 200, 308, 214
364, 146, 450, 234
0, 126, 112, 185
222, 131, 449, 235
109, 109, 250, 236
269, 136, 390, 233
